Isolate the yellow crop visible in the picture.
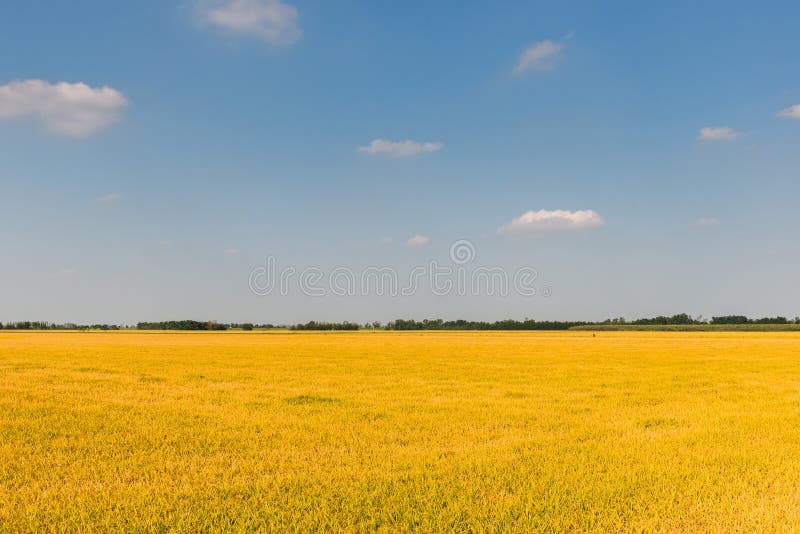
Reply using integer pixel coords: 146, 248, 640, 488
2, 331, 800, 532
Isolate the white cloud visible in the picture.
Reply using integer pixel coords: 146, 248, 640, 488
49, 268, 78, 280
694, 217, 720, 227
358, 139, 443, 158
97, 193, 122, 205
224, 248, 240, 255
698, 127, 741, 142
406, 235, 430, 247
198, 0, 300, 44
513, 38, 565, 74
777, 104, 800, 119
0, 80, 129, 138
498, 209, 604, 233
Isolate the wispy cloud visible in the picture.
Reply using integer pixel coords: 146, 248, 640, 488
777, 104, 800, 119
97, 193, 122, 205
694, 217, 720, 227
224, 248, 240, 255
406, 235, 430, 247
49, 268, 78, 280
159, 240, 172, 248
0, 80, 129, 138
498, 209, 604, 233
197, 0, 300, 44
513, 33, 572, 75
358, 139, 443, 158
698, 127, 741, 142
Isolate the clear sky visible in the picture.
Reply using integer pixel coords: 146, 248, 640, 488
1, 0, 799, 324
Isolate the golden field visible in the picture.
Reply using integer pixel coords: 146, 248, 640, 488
2, 331, 800, 532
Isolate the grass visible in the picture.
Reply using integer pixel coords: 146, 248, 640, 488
2, 330, 800, 531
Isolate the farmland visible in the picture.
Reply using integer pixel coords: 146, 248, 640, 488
2, 331, 800, 531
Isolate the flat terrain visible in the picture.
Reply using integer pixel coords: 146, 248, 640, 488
2, 331, 800, 532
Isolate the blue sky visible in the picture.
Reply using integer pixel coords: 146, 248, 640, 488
1, 0, 800, 324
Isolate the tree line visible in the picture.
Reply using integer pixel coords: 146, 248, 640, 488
0, 321, 273, 331
294, 314, 800, 330
579, 314, 799, 326
709, 315, 794, 324
136, 321, 276, 331
383, 319, 592, 330
1, 314, 798, 331
0, 321, 120, 330
290, 321, 360, 331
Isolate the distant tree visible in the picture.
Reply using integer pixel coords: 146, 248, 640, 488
711, 315, 750, 325
290, 321, 359, 331
753, 316, 788, 324
669, 313, 693, 325
138, 320, 228, 331
241, 323, 254, 331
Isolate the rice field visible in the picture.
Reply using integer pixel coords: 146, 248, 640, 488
2, 330, 800, 532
